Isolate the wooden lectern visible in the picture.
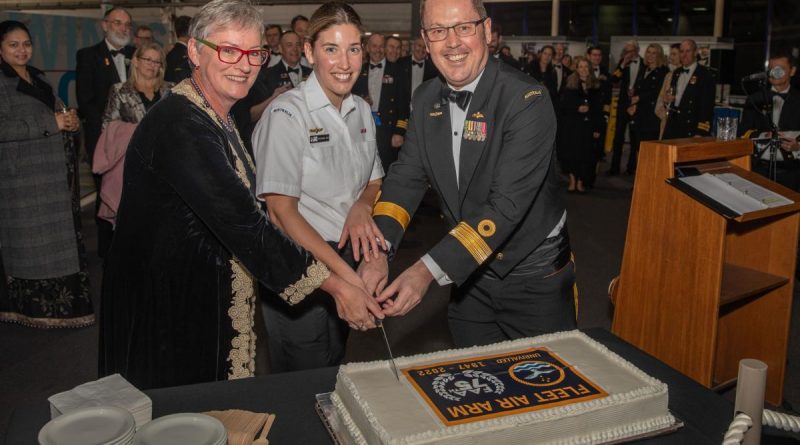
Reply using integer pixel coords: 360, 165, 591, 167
611, 137, 800, 405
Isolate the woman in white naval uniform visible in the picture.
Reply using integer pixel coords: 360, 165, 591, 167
252, 2, 385, 372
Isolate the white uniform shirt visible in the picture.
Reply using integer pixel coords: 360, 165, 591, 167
253, 72, 384, 242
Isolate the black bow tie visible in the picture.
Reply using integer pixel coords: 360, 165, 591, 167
773, 91, 789, 101
678, 67, 690, 74
442, 87, 472, 111
630, 59, 639, 64
554, 64, 562, 69
413, 61, 424, 68
370, 63, 382, 70
286, 67, 300, 75
109, 49, 123, 57
271, 50, 280, 56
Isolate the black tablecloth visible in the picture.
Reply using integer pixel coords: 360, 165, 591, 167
3, 328, 748, 444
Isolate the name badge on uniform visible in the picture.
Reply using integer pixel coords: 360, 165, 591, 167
310, 134, 330, 144
463, 120, 487, 142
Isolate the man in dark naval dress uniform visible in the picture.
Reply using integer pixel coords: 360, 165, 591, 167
353, 34, 410, 172
662, 39, 716, 139
359, 0, 576, 348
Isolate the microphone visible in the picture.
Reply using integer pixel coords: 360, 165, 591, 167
742, 67, 787, 81
743, 71, 768, 81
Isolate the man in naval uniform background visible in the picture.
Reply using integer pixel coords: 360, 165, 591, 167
359, 0, 576, 347
354, 34, 410, 172
661, 39, 716, 139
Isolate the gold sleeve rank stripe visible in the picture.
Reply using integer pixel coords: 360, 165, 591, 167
697, 121, 710, 131
397, 119, 408, 129
449, 222, 492, 264
373, 201, 411, 230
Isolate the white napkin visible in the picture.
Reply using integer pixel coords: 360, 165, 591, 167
48, 373, 152, 428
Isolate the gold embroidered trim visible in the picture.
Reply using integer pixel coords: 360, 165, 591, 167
449, 222, 492, 264
396, 119, 408, 129
228, 259, 257, 379
174, 79, 258, 379
373, 201, 411, 230
697, 121, 710, 131
0, 312, 95, 329
280, 261, 330, 305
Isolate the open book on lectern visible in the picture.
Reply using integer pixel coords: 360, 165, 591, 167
667, 172, 794, 218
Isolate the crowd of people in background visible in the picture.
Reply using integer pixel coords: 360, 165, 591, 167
3, 0, 800, 390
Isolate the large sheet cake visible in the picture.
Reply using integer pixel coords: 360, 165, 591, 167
331, 330, 675, 444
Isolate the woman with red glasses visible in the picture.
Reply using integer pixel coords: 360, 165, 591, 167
99, 0, 381, 389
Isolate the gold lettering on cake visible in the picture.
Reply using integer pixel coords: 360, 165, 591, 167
495, 395, 530, 409
457, 361, 486, 370
417, 367, 447, 377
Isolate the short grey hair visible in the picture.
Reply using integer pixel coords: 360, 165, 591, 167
189, 0, 264, 52
420, 0, 487, 29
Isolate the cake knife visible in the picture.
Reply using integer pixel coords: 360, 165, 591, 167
376, 319, 400, 380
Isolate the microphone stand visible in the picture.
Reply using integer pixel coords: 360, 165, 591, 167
746, 79, 780, 182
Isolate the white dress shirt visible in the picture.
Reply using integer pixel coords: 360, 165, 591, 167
554, 64, 564, 91
283, 60, 302, 87
628, 58, 640, 89
674, 62, 697, 107
411, 58, 426, 96
772, 85, 790, 126
105, 39, 127, 82
368, 58, 386, 113
253, 72, 384, 242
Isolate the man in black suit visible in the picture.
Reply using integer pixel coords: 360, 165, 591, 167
264, 24, 283, 68
359, 0, 575, 347
662, 39, 716, 139
76, 6, 135, 257
397, 36, 440, 99
165, 15, 192, 83
552, 43, 572, 95
740, 49, 800, 190
354, 33, 410, 171
233, 30, 311, 151
587, 46, 611, 184
608, 40, 644, 175
76, 6, 135, 169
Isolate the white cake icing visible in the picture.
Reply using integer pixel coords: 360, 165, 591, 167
332, 330, 675, 445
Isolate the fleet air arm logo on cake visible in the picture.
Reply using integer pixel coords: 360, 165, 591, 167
402, 347, 607, 426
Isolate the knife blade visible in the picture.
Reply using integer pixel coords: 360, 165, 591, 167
376, 319, 400, 381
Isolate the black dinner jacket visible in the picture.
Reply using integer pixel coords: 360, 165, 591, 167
593, 65, 613, 117
354, 60, 410, 137
259, 62, 312, 99
662, 64, 716, 138
374, 57, 564, 285
76, 41, 135, 133
165, 42, 191, 83
740, 87, 800, 135
611, 56, 645, 110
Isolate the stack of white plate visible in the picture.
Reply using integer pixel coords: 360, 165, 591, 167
134, 413, 226, 445
38, 406, 136, 445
